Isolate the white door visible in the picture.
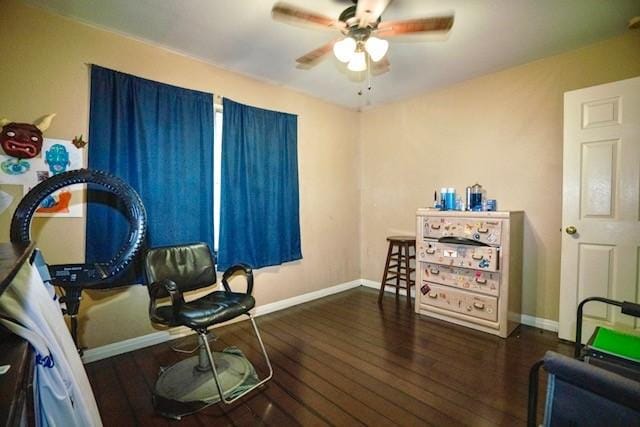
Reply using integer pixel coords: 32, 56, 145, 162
559, 76, 640, 342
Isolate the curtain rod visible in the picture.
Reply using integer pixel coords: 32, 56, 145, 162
84, 63, 223, 105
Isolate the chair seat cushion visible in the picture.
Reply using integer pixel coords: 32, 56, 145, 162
155, 291, 255, 329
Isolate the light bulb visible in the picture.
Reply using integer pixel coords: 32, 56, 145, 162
333, 37, 356, 63
347, 50, 366, 72
364, 36, 389, 62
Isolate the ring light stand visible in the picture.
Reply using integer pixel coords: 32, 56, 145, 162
10, 169, 147, 351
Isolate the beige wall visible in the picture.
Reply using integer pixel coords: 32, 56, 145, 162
0, 0, 361, 347
359, 31, 640, 321
2, 1, 639, 349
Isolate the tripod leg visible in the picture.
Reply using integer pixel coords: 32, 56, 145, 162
61, 287, 83, 354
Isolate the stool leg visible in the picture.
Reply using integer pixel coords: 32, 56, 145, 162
404, 242, 412, 306
378, 242, 393, 304
395, 243, 401, 297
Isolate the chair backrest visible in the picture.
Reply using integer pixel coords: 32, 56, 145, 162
144, 243, 217, 297
542, 351, 640, 426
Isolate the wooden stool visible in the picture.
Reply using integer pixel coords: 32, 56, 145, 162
378, 236, 416, 305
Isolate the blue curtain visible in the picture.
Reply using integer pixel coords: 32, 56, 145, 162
87, 65, 214, 266
217, 98, 301, 270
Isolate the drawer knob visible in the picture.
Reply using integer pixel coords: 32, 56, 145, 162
475, 278, 487, 284
429, 269, 440, 275
430, 224, 441, 230
473, 302, 485, 310
472, 254, 484, 260
428, 292, 438, 298
477, 228, 489, 233
426, 248, 436, 255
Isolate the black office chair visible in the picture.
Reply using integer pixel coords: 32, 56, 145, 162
144, 242, 272, 419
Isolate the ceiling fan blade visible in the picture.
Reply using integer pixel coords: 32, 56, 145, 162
376, 15, 454, 37
272, 2, 346, 31
356, 0, 392, 28
370, 56, 390, 76
296, 40, 337, 69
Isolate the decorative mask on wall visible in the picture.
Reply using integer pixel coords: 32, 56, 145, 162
0, 114, 56, 159
45, 144, 71, 175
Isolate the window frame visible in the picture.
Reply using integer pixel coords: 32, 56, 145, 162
213, 105, 222, 252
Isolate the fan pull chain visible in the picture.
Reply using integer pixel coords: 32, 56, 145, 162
367, 53, 372, 92
358, 53, 373, 95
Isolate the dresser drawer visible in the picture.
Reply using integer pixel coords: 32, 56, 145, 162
417, 241, 499, 272
422, 217, 502, 245
421, 283, 498, 322
422, 263, 500, 296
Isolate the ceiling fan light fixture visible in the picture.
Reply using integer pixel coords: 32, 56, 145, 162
347, 50, 367, 72
333, 37, 356, 62
365, 36, 389, 62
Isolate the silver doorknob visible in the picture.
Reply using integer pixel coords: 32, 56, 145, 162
565, 226, 577, 235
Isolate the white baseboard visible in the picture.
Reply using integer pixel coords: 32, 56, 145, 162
81, 326, 193, 364
254, 279, 362, 317
361, 278, 416, 297
82, 279, 558, 363
520, 314, 559, 332
82, 279, 362, 363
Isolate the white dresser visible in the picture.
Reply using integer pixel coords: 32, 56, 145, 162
415, 209, 524, 338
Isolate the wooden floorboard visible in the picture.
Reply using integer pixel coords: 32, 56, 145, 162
86, 287, 572, 426
271, 306, 519, 424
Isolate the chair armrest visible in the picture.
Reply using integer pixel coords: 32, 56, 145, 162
221, 264, 254, 295
575, 297, 640, 357
148, 278, 185, 319
622, 301, 640, 317
575, 297, 623, 357
527, 359, 545, 427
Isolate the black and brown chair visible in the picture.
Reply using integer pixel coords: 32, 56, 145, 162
144, 242, 272, 419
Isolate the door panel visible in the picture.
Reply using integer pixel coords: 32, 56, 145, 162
580, 140, 618, 218
560, 76, 640, 342
581, 96, 620, 129
577, 244, 615, 321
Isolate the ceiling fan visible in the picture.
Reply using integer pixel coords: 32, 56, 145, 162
271, 0, 455, 74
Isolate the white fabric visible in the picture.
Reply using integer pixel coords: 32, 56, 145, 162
0, 261, 102, 427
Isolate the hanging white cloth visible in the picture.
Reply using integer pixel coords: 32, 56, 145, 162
0, 259, 102, 427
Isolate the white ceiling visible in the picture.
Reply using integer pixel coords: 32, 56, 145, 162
27, 0, 640, 110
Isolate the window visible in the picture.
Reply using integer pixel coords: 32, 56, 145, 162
213, 107, 222, 251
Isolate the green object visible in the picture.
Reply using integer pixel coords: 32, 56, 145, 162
591, 327, 640, 362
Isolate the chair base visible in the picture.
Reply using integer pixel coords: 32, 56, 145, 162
153, 315, 273, 420
153, 348, 257, 419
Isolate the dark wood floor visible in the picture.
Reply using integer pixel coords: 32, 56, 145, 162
85, 287, 572, 426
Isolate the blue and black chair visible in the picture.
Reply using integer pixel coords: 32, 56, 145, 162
527, 297, 640, 427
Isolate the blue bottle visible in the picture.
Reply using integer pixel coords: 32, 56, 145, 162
445, 188, 456, 211
440, 188, 447, 211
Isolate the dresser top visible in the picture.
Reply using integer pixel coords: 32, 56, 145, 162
416, 209, 523, 219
